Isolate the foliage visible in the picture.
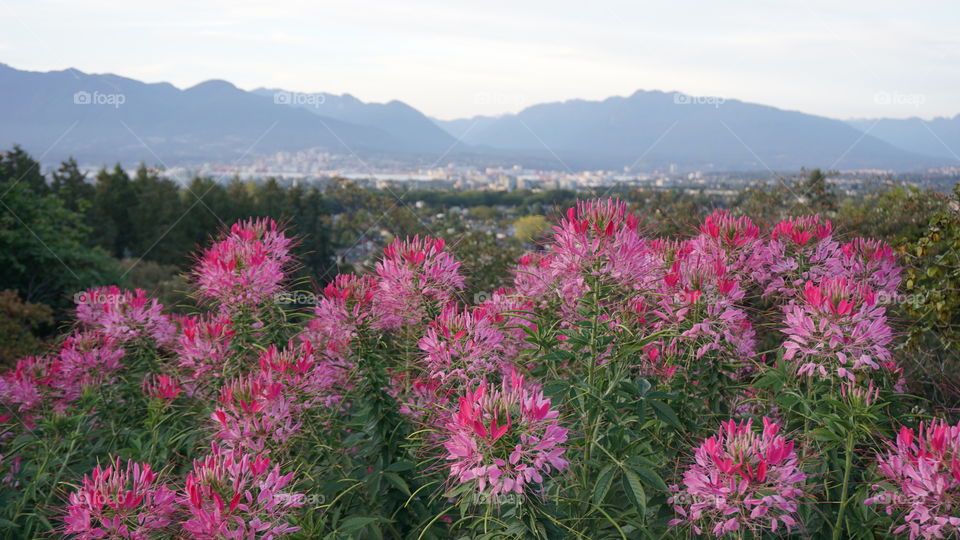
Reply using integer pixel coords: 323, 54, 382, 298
0, 290, 53, 368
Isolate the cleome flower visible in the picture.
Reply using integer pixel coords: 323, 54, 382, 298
193, 218, 294, 310
210, 372, 300, 453
63, 457, 178, 540
442, 371, 568, 498
181, 443, 303, 539
301, 273, 377, 364
0, 332, 124, 416
174, 313, 235, 389
865, 420, 960, 539
75, 286, 177, 347
373, 235, 465, 330
761, 215, 839, 298
669, 417, 805, 537
418, 304, 508, 385
142, 373, 182, 404
782, 278, 896, 384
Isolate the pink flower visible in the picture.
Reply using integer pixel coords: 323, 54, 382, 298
373, 236, 465, 329
866, 420, 960, 539
143, 374, 182, 403
193, 218, 293, 310
301, 273, 376, 365
829, 238, 902, 296
782, 278, 897, 385
442, 371, 568, 497
181, 444, 303, 539
75, 286, 176, 347
669, 418, 805, 537
761, 215, 840, 298
0, 332, 125, 416
63, 458, 178, 539
174, 313, 235, 388
259, 340, 349, 408
419, 304, 507, 384
210, 371, 300, 453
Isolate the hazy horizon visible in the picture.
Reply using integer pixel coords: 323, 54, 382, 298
3, 0, 958, 121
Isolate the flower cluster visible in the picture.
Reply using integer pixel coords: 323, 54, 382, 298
443, 372, 568, 497
301, 273, 377, 363
670, 418, 805, 537
0, 332, 124, 417
63, 458, 178, 539
418, 304, 507, 385
761, 215, 837, 298
143, 373, 182, 404
75, 286, 177, 347
182, 444, 303, 539
373, 235, 465, 329
211, 371, 299, 453
174, 313, 235, 389
782, 278, 895, 382
866, 420, 960, 539
194, 218, 293, 310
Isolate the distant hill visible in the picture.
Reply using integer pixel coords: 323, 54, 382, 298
0, 64, 949, 171
846, 116, 960, 161
252, 88, 457, 152
0, 64, 441, 166
432, 91, 940, 171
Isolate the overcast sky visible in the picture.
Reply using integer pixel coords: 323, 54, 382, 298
2, 0, 958, 120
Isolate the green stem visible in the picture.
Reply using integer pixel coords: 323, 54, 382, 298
832, 433, 855, 540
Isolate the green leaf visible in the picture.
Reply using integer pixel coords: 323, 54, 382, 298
340, 516, 379, 533
385, 460, 416, 472
649, 399, 681, 429
383, 472, 410, 496
632, 465, 668, 492
593, 464, 616, 506
622, 470, 646, 515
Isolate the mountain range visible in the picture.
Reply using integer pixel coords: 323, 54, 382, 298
1, 63, 958, 172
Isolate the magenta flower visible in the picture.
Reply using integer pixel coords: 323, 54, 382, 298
761, 215, 840, 298
443, 371, 568, 497
193, 218, 294, 310
1, 332, 124, 416
782, 278, 897, 384
174, 313, 235, 389
63, 458, 178, 540
669, 418, 806, 537
866, 420, 960, 539
475, 288, 536, 364
211, 372, 300, 453
259, 340, 349, 408
693, 210, 766, 287
419, 304, 507, 384
373, 236, 465, 329
830, 238, 902, 296
75, 286, 176, 347
143, 373, 182, 403
182, 444, 303, 539
301, 273, 377, 364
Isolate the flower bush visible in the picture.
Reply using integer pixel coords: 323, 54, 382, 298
0, 198, 947, 538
